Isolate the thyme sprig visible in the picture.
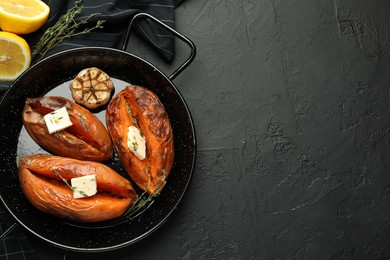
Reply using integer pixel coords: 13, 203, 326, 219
53, 169, 88, 197
54, 169, 75, 191
31, 0, 106, 60
124, 168, 168, 218
124, 190, 157, 218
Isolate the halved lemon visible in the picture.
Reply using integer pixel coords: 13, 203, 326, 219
0, 0, 50, 34
0, 31, 31, 81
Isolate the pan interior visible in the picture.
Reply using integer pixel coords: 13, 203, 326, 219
0, 47, 195, 252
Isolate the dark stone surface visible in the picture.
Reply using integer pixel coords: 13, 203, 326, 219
31, 0, 390, 259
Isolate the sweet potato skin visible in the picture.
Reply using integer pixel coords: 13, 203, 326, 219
22, 96, 112, 162
106, 85, 174, 195
18, 154, 137, 222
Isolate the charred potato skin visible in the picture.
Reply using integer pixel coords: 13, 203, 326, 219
106, 85, 174, 195
18, 154, 138, 222
22, 96, 113, 162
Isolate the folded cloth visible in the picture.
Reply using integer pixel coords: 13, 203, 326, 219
0, 0, 184, 93
0, 206, 37, 260
26, 0, 183, 63
0, 0, 185, 258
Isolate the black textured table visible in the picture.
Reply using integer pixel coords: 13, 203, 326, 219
31, 0, 390, 259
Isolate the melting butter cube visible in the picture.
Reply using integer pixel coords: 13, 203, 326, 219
127, 125, 146, 160
71, 175, 97, 199
43, 107, 73, 134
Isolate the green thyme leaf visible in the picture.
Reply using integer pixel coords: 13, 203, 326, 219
79, 114, 88, 130
132, 141, 138, 151
79, 190, 89, 197
125, 101, 131, 114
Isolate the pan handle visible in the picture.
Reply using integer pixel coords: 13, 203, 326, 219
121, 12, 196, 81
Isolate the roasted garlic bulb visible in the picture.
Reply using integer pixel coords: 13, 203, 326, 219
70, 67, 114, 109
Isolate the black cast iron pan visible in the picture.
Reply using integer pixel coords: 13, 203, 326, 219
0, 13, 196, 252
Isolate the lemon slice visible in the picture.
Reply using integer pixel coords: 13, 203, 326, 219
0, 0, 50, 34
0, 31, 31, 81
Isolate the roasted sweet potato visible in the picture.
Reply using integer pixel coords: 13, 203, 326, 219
19, 154, 137, 222
106, 85, 174, 195
23, 96, 112, 162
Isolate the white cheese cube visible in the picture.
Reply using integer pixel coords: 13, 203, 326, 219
127, 125, 146, 160
70, 175, 97, 199
43, 107, 73, 134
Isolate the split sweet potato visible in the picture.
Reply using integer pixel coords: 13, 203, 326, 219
22, 96, 112, 162
18, 154, 137, 222
106, 85, 174, 195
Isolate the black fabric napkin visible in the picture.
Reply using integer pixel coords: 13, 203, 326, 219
0, 207, 37, 260
0, 0, 184, 93
0, 1, 184, 259
32, 0, 184, 62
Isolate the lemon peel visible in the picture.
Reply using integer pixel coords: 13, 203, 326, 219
0, 31, 31, 81
0, 0, 50, 34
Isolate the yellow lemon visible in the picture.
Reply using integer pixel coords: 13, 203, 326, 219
0, 0, 50, 34
0, 31, 31, 81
